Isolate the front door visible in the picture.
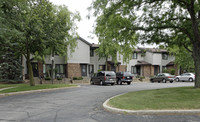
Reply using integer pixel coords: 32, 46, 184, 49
31, 62, 39, 77
154, 65, 159, 75
81, 64, 87, 77
136, 66, 141, 75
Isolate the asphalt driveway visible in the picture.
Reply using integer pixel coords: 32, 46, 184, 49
0, 82, 199, 122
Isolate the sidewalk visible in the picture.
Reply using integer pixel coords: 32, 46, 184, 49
103, 94, 200, 115
0, 85, 80, 97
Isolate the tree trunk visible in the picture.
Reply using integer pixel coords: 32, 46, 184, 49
27, 50, 35, 86
192, 42, 200, 88
51, 49, 55, 84
105, 57, 108, 71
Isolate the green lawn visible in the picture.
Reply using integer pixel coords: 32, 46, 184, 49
108, 87, 200, 110
0, 84, 77, 94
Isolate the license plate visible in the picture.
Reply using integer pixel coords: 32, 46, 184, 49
127, 77, 130, 78
110, 79, 113, 81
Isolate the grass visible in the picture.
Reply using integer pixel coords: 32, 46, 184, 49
0, 84, 77, 94
108, 87, 200, 110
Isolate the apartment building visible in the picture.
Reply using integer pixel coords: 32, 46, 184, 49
23, 37, 176, 79
127, 48, 176, 77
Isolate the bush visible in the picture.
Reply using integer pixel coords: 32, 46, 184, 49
162, 69, 169, 73
57, 78, 62, 80
73, 77, 83, 80
45, 77, 51, 80
98, 69, 102, 72
170, 69, 176, 75
136, 75, 140, 78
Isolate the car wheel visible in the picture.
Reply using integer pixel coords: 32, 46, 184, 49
150, 79, 154, 83
189, 78, 193, 82
111, 83, 115, 86
100, 81, 103, 85
170, 80, 173, 83
127, 82, 131, 85
162, 79, 166, 83
176, 78, 179, 82
118, 80, 122, 85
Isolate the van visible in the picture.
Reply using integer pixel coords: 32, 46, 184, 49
90, 71, 116, 85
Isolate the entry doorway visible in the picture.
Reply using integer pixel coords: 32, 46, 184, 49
80, 64, 87, 76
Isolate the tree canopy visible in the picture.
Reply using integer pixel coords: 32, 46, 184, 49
0, 0, 80, 86
91, 0, 200, 88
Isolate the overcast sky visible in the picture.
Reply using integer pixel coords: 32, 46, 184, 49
49, 0, 157, 48
49, 0, 98, 44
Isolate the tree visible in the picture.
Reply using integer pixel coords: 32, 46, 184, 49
44, 5, 80, 84
0, 0, 25, 83
0, 42, 22, 83
1, 0, 80, 86
168, 45, 194, 72
91, 8, 138, 66
91, 0, 200, 88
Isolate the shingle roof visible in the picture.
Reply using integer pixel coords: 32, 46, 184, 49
166, 61, 174, 66
139, 48, 168, 53
136, 60, 151, 66
79, 37, 91, 46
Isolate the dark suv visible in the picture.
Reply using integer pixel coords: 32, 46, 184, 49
90, 71, 116, 85
116, 72, 133, 85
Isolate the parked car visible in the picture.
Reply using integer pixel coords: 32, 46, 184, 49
175, 73, 195, 82
116, 72, 133, 85
150, 73, 175, 83
90, 71, 116, 85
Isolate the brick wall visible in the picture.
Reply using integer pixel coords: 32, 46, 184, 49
143, 65, 151, 77
150, 65, 154, 76
67, 63, 81, 78
117, 65, 127, 72
167, 65, 178, 75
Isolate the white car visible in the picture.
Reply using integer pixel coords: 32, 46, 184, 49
175, 73, 195, 82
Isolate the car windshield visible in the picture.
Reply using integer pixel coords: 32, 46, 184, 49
106, 72, 115, 76
163, 73, 170, 76
124, 72, 132, 76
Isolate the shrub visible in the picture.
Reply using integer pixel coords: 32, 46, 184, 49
136, 75, 140, 78
77, 77, 83, 80
170, 69, 176, 75
45, 77, 51, 80
73, 77, 78, 80
98, 69, 102, 72
73, 77, 83, 80
162, 69, 169, 73
57, 78, 62, 80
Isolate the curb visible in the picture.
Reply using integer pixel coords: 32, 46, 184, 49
103, 94, 200, 115
0, 85, 80, 97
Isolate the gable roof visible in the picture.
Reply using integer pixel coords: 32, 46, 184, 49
78, 37, 91, 46
134, 48, 168, 53
136, 60, 152, 66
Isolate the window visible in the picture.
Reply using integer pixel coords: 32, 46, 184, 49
162, 53, 168, 60
131, 66, 137, 74
99, 65, 105, 71
90, 49, 94, 57
55, 64, 66, 77
106, 72, 116, 76
97, 72, 104, 77
31, 63, 38, 77
132, 52, 137, 59
44, 64, 52, 77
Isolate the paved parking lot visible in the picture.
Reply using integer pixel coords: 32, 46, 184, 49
0, 82, 199, 122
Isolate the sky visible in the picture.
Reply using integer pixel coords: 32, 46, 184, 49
49, 0, 98, 44
49, 0, 157, 48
